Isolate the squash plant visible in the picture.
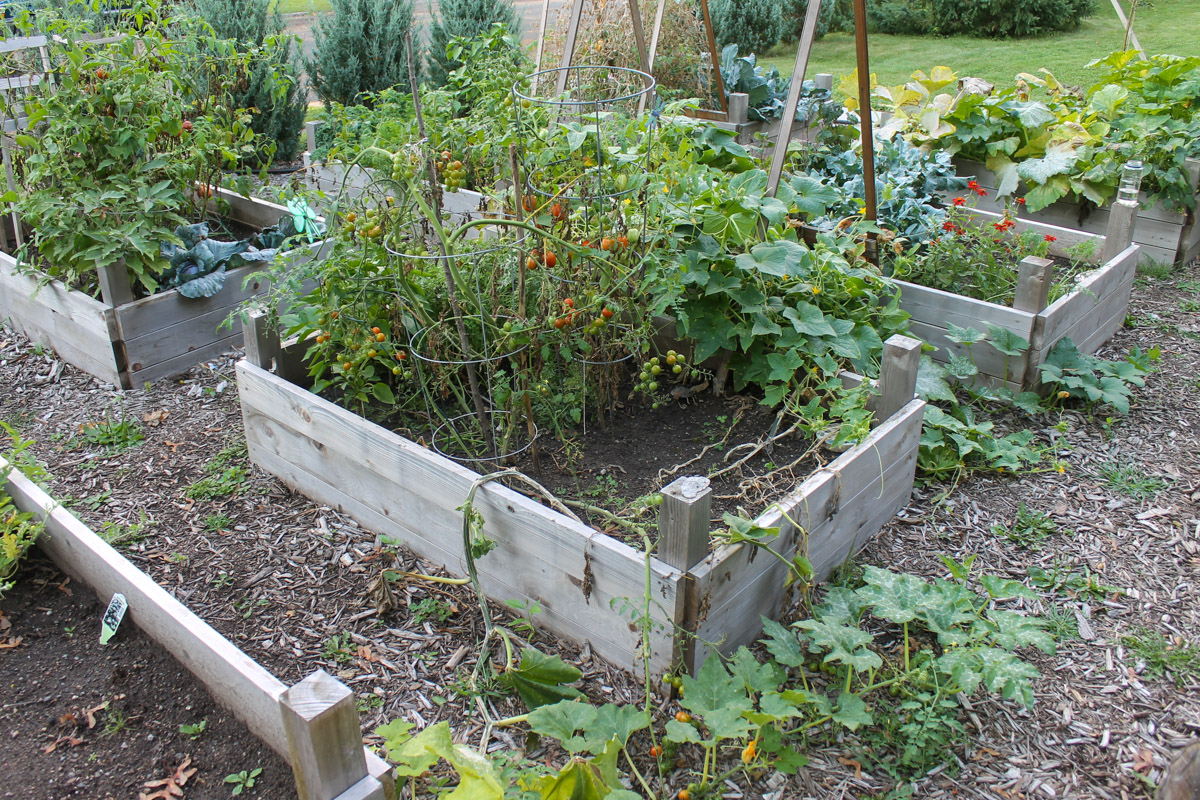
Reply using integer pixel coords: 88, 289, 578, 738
4, 10, 274, 296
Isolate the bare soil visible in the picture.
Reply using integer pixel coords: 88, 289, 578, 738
1, 260, 1199, 798
0, 555, 291, 800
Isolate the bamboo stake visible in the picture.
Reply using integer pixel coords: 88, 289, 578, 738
406, 33, 495, 456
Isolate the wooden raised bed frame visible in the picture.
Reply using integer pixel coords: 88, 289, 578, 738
899, 201, 1141, 392
1, 456, 396, 800
237, 317, 925, 675
954, 156, 1200, 267
0, 189, 324, 389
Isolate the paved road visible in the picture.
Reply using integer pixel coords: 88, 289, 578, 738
283, 0, 564, 61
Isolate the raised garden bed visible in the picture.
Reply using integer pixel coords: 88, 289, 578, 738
953, 156, 1200, 267
237, 318, 925, 675
1, 455, 396, 800
897, 204, 1141, 392
0, 189, 325, 389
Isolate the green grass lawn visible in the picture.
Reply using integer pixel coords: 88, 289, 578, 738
761, 0, 1200, 91
275, 0, 331, 13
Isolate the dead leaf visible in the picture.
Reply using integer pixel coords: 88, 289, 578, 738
139, 755, 197, 800
0, 636, 24, 649
84, 701, 109, 729
837, 756, 863, 780
164, 441, 186, 453
1134, 747, 1155, 774
143, 409, 170, 427
42, 735, 84, 754
58, 713, 78, 727
0, 610, 10, 632
56, 577, 72, 596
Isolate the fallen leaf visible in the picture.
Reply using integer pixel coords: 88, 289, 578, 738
0, 610, 10, 632
59, 713, 78, 727
0, 636, 24, 649
164, 441, 186, 453
85, 701, 109, 729
1134, 747, 1155, 774
356, 645, 378, 662
42, 735, 84, 754
139, 756, 197, 799
837, 756, 863, 780
143, 409, 170, 427
56, 577, 72, 596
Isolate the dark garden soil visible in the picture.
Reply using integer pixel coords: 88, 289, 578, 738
0, 554, 291, 800
2, 259, 1200, 798
513, 390, 825, 531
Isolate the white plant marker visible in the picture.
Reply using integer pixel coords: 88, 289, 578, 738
100, 593, 127, 645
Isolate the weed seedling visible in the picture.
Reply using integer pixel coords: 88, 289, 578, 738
179, 720, 207, 740
186, 442, 250, 500
1040, 605, 1080, 641
102, 708, 128, 737
224, 768, 262, 796
1120, 628, 1200, 686
204, 513, 233, 531
77, 409, 143, 452
322, 632, 355, 664
990, 504, 1067, 549
410, 596, 454, 626
1094, 461, 1167, 500
97, 512, 151, 547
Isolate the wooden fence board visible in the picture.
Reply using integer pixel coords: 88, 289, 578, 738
896, 280, 1036, 338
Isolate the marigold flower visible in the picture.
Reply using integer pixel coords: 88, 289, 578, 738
1045, 234, 1057, 242
952, 196, 966, 206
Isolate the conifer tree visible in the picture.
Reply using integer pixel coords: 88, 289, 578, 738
307, 0, 419, 107
426, 0, 518, 87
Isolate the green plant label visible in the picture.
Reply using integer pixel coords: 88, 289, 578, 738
100, 593, 127, 645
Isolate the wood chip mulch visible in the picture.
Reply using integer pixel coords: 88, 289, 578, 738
3, 261, 1199, 799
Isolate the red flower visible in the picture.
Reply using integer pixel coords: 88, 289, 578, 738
952, 196, 966, 206
1044, 234, 1057, 242
967, 180, 980, 190
943, 220, 956, 231
1016, 197, 1026, 205
994, 222, 1006, 231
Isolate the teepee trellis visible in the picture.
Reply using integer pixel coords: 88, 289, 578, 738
533, 0, 727, 118
532, 0, 880, 223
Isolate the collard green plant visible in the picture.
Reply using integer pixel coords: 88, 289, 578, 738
719, 44, 840, 125
160, 216, 308, 298
4, 11, 272, 296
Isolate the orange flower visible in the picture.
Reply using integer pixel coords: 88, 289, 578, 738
952, 196, 966, 206
1044, 234, 1057, 242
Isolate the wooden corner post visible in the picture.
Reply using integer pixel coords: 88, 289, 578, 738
242, 307, 281, 372
1013, 256, 1054, 314
659, 476, 712, 572
874, 334, 922, 423
97, 257, 134, 308
1102, 197, 1139, 264
280, 670, 388, 800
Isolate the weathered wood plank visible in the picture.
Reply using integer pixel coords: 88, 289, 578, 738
2, 457, 396, 797
237, 361, 683, 672
689, 400, 923, 666
896, 279, 1036, 338
2, 456, 290, 754
0, 253, 123, 386
1034, 245, 1137, 352
127, 333, 241, 386
903, 318, 1029, 389
281, 671, 382, 800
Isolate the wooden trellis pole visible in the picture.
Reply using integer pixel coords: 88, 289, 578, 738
766, 0, 825, 196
